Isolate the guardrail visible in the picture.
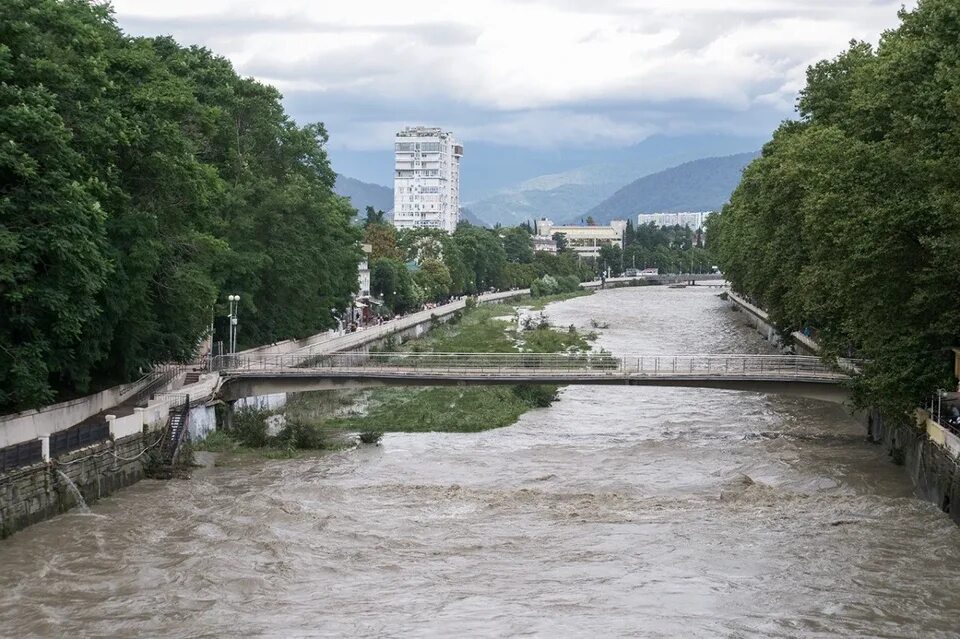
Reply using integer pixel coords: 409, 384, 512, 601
119, 364, 187, 407
211, 352, 857, 380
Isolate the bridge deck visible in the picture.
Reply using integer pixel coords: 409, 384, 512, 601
214, 353, 857, 403
221, 367, 847, 385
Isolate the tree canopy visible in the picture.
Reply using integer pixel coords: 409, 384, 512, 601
711, 0, 960, 413
0, 0, 359, 411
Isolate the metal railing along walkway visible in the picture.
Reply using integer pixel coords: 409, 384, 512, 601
212, 352, 857, 383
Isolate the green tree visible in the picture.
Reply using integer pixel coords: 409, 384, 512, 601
371, 258, 419, 314
713, 0, 960, 413
0, 1, 362, 411
364, 206, 386, 227
0, 24, 112, 408
453, 225, 508, 292
413, 259, 453, 301
501, 226, 534, 264
552, 232, 568, 253
363, 222, 402, 261
598, 244, 623, 277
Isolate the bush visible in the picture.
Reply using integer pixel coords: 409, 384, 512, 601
558, 275, 581, 292
195, 430, 238, 452
512, 384, 558, 407
530, 274, 558, 297
358, 430, 383, 444
530, 274, 580, 298
232, 408, 270, 447
275, 419, 326, 450
465, 297, 478, 310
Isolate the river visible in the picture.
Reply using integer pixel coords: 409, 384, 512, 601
2, 287, 959, 638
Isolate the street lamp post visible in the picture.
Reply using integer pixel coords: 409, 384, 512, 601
227, 294, 240, 354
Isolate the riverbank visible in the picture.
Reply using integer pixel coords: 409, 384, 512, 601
206, 290, 601, 452
726, 290, 960, 523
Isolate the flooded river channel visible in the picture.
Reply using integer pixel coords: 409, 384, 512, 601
2, 287, 959, 638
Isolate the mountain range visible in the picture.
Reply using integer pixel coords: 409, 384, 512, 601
328, 133, 765, 202
334, 174, 393, 215
462, 137, 762, 227
334, 147, 760, 229
577, 152, 759, 224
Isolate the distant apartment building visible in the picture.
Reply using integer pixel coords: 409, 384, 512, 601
392, 127, 463, 233
532, 235, 558, 254
637, 211, 710, 230
533, 218, 628, 258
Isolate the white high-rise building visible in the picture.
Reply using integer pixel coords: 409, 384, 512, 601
392, 127, 463, 233
637, 211, 710, 230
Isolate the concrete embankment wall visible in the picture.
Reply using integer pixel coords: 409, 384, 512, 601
0, 432, 153, 539
726, 291, 819, 355
727, 290, 960, 521
868, 411, 960, 524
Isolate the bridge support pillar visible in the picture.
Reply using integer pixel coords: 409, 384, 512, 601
222, 400, 236, 432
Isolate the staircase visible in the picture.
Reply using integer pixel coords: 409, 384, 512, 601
149, 396, 190, 479
184, 370, 202, 385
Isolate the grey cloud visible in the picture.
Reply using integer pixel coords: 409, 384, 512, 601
119, 13, 481, 48
112, 0, 909, 153
244, 49, 398, 83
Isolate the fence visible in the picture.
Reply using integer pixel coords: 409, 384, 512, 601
927, 393, 960, 438
49, 420, 111, 458
0, 440, 43, 474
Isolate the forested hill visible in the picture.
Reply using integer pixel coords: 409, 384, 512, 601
580, 152, 758, 223
0, 0, 360, 412
334, 175, 394, 217
711, 0, 960, 414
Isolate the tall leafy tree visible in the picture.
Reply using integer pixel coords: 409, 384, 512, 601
0, 1, 362, 411
714, 0, 960, 413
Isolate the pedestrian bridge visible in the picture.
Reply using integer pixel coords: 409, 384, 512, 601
214, 353, 858, 405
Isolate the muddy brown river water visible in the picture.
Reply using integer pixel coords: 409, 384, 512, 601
1, 287, 959, 638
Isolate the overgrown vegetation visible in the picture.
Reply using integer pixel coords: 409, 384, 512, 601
195, 408, 331, 461
710, 0, 960, 414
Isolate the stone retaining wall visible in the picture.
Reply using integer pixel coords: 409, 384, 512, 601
0, 432, 153, 539
868, 411, 960, 523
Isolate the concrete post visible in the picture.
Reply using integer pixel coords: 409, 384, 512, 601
39, 436, 50, 462
105, 414, 117, 439
134, 407, 146, 433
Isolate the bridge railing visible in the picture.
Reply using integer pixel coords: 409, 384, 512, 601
211, 352, 856, 379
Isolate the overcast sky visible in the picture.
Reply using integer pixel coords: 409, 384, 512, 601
110, 0, 912, 160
